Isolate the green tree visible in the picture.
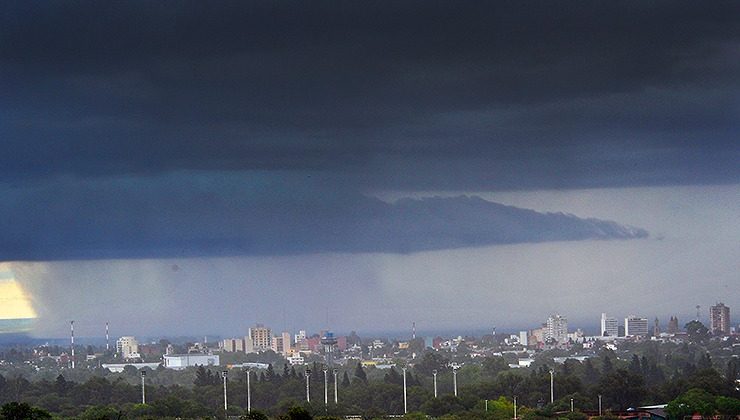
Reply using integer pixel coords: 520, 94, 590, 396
242, 410, 270, 420
341, 371, 350, 387
482, 356, 509, 377
353, 363, 367, 384
684, 321, 710, 344
284, 405, 312, 420
0, 402, 52, 420
715, 396, 740, 416
666, 388, 717, 418
598, 369, 645, 410
415, 352, 449, 376
78, 405, 122, 420
194, 365, 210, 386
628, 355, 641, 374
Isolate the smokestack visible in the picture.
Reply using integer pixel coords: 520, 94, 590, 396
412, 322, 416, 340
70, 320, 75, 369
105, 322, 110, 352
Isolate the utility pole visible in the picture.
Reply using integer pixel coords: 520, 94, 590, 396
549, 369, 555, 403
245, 368, 251, 413
140, 370, 146, 404
402, 367, 407, 414
305, 369, 311, 403
333, 369, 338, 404
432, 369, 438, 398
324, 369, 329, 406
222, 371, 228, 414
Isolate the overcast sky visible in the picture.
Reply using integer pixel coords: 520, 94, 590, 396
1, 1, 738, 336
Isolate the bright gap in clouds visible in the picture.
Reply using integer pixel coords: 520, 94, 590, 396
0, 265, 38, 326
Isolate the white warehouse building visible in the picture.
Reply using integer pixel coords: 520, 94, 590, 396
163, 353, 220, 370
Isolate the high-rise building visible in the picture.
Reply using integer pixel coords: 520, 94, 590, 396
624, 315, 648, 337
116, 336, 140, 359
667, 316, 679, 334
653, 317, 660, 336
709, 303, 731, 335
270, 331, 292, 356
546, 314, 568, 344
600, 313, 619, 337
246, 324, 272, 352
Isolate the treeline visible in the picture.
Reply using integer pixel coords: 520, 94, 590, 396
0, 347, 739, 419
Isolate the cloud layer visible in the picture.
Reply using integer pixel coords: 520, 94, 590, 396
1, 1, 738, 190
0, 174, 646, 261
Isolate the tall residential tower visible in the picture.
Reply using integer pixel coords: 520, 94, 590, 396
709, 303, 731, 335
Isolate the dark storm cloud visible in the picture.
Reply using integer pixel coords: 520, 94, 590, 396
1, 1, 738, 188
0, 173, 646, 261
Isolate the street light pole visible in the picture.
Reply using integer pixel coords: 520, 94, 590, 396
402, 367, 407, 414
245, 368, 251, 413
305, 369, 311, 403
324, 369, 329, 406
333, 369, 338, 404
140, 370, 146, 404
222, 370, 228, 414
432, 369, 438, 398
549, 369, 554, 404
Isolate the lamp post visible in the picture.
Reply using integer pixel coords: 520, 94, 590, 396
598, 394, 602, 417
305, 369, 312, 403
140, 370, 146, 405
245, 368, 251, 413
402, 367, 407, 414
514, 396, 517, 419
453, 367, 459, 397
549, 369, 554, 404
324, 369, 329, 406
333, 369, 338, 404
432, 369, 438, 398
570, 398, 574, 412
222, 370, 228, 414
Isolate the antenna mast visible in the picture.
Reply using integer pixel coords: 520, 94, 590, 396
70, 320, 75, 369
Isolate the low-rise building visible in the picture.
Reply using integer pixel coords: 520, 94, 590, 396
163, 353, 220, 370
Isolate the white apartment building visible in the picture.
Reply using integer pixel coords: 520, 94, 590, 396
116, 336, 140, 359
601, 313, 619, 337
546, 314, 569, 344
624, 315, 649, 337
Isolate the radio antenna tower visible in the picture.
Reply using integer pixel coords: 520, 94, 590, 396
105, 322, 110, 351
70, 320, 75, 369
